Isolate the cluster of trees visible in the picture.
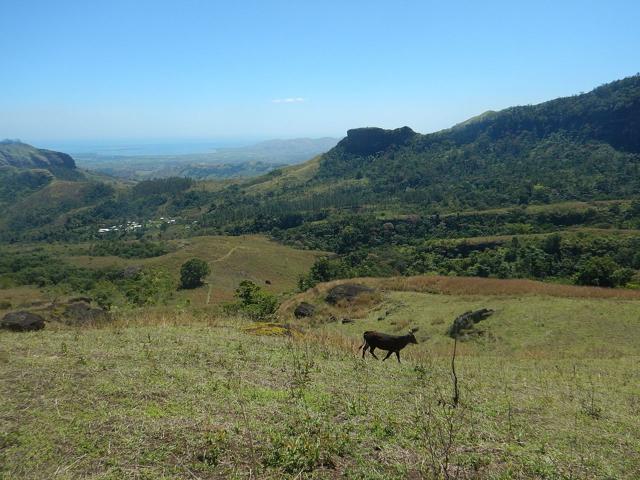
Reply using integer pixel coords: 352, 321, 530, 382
0, 249, 219, 309
0, 249, 175, 308
88, 240, 169, 259
299, 233, 640, 289
266, 201, 640, 253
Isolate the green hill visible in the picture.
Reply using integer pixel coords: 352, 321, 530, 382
205, 74, 640, 222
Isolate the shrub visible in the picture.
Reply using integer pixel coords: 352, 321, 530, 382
227, 280, 278, 319
90, 280, 121, 310
575, 257, 619, 287
125, 267, 175, 306
180, 258, 210, 289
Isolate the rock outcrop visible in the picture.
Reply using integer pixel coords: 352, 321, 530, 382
448, 308, 494, 338
59, 301, 110, 326
338, 127, 416, 156
325, 283, 374, 305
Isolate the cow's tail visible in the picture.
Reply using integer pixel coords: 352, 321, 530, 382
358, 331, 371, 351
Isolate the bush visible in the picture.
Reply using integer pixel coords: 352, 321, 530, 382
575, 257, 619, 287
125, 267, 175, 306
227, 280, 278, 319
612, 268, 635, 288
90, 280, 121, 310
180, 258, 211, 289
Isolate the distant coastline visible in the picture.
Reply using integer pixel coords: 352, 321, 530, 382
29, 139, 261, 156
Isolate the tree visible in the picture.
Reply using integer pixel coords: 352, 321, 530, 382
180, 258, 210, 289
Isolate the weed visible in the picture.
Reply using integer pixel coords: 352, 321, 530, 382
414, 391, 470, 480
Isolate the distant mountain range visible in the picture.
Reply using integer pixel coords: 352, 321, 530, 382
73, 137, 339, 180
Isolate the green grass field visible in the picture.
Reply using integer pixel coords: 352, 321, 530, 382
2, 278, 639, 479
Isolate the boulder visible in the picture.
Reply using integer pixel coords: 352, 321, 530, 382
1, 311, 45, 332
325, 283, 374, 305
294, 302, 316, 318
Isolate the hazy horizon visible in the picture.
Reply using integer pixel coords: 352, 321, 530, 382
21, 137, 326, 156
2, 1, 639, 142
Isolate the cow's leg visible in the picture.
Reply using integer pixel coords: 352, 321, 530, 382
369, 347, 379, 359
362, 343, 369, 358
382, 350, 393, 361
395, 351, 401, 363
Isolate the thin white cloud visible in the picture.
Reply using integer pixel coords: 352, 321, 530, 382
271, 97, 305, 104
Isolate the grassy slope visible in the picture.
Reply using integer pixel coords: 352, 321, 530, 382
0, 235, 322, 311
2, 280, 639, 479
69, 235, 323, 304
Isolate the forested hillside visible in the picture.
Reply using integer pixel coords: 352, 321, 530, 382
203, 74, 640, 229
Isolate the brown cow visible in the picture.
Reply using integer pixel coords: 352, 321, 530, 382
358, 328, 418, 363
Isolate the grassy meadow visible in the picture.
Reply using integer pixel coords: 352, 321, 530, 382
63, 235, 323, 304
2, 277, 639, 479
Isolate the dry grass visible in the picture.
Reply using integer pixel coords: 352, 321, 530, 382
2, 311, 639, 479
376, 275, 640, 299
280, 276, 640, 318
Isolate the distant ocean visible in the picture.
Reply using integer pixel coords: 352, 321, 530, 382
32, 139, 259, 156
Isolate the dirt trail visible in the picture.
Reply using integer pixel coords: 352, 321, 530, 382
206, 246, 248, 304
211, 246, 246, 263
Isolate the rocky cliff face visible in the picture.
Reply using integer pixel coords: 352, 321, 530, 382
0, 140, 76, 169
338, 126, 417, 156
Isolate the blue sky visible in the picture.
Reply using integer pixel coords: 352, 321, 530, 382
1, 0, 639, 143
